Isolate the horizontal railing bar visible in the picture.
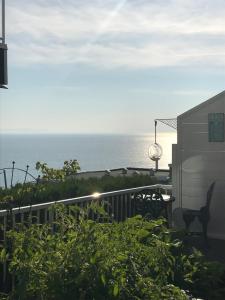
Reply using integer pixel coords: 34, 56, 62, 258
0, 184, 172, 216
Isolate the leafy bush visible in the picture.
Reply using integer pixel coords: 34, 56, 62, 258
36, 160, 81, 181
2, 205, 224, 299
0, 174, 156, 209
171, 242, 225, 300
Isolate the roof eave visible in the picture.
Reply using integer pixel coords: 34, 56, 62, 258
178, 90, 225, 120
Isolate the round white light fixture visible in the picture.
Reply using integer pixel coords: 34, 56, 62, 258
148, 143, 163, 162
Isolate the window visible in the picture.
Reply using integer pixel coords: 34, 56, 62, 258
208, 113, 224, 142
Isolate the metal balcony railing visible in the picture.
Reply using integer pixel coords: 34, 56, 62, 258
0, 184, 172, 291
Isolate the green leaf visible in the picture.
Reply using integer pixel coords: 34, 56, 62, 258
90, 257, 96, 264
0, 248, 7, 262
101, 274, 106, 286
113, 283, 119, 297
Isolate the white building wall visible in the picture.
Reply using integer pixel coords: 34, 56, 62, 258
173, 93, 225, 239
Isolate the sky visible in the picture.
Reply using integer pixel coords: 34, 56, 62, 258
1, 0, 225, 134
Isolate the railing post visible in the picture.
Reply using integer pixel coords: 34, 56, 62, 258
3, 215, 7, 287
3, 169, 7, 189
10, 161, 15, 188
23, 165, 29, 185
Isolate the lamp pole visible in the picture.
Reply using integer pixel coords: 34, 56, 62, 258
0, 0, 8, 89
148, 120, 163, 172
154, 120, 159, 170
2, 0, 5, 44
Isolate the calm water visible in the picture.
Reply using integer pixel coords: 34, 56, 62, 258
0, 133, 176, 184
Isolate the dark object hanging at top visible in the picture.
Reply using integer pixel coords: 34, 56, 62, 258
0, 45, 8, 86
0, 0, 8, 88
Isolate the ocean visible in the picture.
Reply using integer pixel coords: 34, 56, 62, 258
0, 133, 177, 185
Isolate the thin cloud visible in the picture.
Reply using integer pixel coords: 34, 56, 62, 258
7, 0, 225, 68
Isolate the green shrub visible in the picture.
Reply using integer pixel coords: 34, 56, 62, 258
6, 207, 185, 299
0, 174, 156, 209
2, 205, 224, 299
36, 160, 81, 181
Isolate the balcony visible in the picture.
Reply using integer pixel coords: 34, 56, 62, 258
0, 183, 224, 293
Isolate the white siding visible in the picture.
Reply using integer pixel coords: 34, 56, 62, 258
173, 93, 225, 239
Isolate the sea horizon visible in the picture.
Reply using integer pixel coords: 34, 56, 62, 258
0, 131, 174, 136
0, 132, 177, 185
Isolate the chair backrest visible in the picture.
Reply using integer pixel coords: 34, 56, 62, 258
206, 181, 216, 209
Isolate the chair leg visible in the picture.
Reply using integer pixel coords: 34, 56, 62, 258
202, 222, 209, 248
183, 214, 195, 231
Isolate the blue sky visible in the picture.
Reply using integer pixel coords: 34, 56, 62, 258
1, 0, 225, 134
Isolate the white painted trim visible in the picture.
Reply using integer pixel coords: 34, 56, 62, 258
182, 122, 208, 125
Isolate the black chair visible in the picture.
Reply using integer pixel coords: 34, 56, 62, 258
182, 182, 215, 245
134, 189, 169, 221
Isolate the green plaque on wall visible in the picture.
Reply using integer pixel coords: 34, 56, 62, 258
208, 113, 224, 142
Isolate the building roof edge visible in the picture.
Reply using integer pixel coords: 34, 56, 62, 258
178, 90, 225, 120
